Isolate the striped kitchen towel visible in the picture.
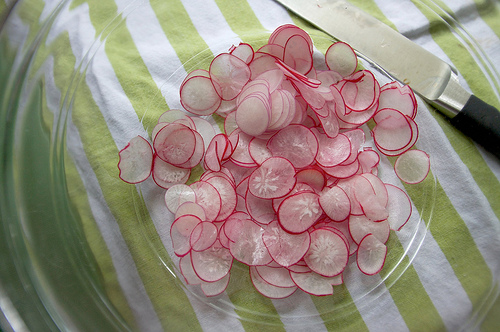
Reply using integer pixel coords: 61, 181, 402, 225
1, 0, 500, 331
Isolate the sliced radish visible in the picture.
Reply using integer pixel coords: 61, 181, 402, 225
250, 266, 297, 299
262, 220, 311, 267
204, 175, 237, 221
228, 218, 272, 266
170, 214, 202, 257
180, 253, 202, 285
341, 70, 380, 112
209, 53, 251, 101
152, 156, 191, 189
356, 233, 387, 275
379, 81, 417, 119
372, 108, 415, 153
200, 273, 230, 297
348, 215, 390, 244
304, 228, 349, 277
190, 181, 222, 222
325, 41, 357, 78
165, 184, 196, 213
190, 222, 218, 252
385, 184, 412, 231
236, 95, 270, 136
394, 149, 430, 184
175, 201, 206, 221
267, 125, 318, 169
191, 240, 233, 282
314, 132, 351, 167
319, 186, 351, 222
180, 75, 221, 115
278, 191, 322, 234
153, 123, 196, 165
245, 190, 276, 225
230, 42, 254, 64
255, 265, 296, 288
290, 271, 343, 296
118, 136, 153, 184
248, 157, 296, 199
295, 168, 326, 192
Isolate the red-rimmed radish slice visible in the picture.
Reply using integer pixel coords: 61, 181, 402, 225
248, 137, 273, 165
236, 95, 270, 136
200, 273, 230, 297
278, 192, 322, 234
375, 115, 419, 157
267, 125, 318, 169
179, 253, 202, 285
118, 136, 153, 184
228, 218, 272, 266
327, 221, 358, 256
385, 184, 412, 231
204, 134, 229, 172
321, 159, 360, 179
157, 109, 194, 124
319, 186, 351, 222
175, 201, 207, 221
372, 108, 415, 153
205, 175, 237, 221
248, 157, 296, 199
223, 211, 252, 242
165, 184, 196, 213
254, 68, 285, 92
191, 117, 216, 148
348, 215, 390, 244
262, 220, 311, 267
255, 265, 296, 288
394, 149, 430, 184
191, 240, 233, 282
325, 41, 357, 78
341, 70, 380, 112
268, 24, 314, 53
250, 266, 297, 299
153, 123, 195, 165
284, 34, 313, 74
176, 130, 205, 169
209, 53, 251, 101
295, 168, 326, 192
229, 130, 258, 167
379, 81, 417, 119
249, 53, 280, 79
190, 222, 218, 252
180, 75, 221, 115
152, 156, 191, 189
317, 70, 343, 86
304, 228, 349, 277
353, 175, 388, 222
358, 148, 381, 174
190, 181, 222, 222
256, 43, 285, 60
288, 262, 312, 274
230, 42, 254, 64
170, 214, 202, 257
314, 132, 351, 167
245, 190, 276, 225
356, 233, 387, 275
290, 271, 343, 296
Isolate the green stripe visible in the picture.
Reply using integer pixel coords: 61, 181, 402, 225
310, 285, 369, 332
225, 262, 286, 331
214, 0, 267, 39
36, 7, 203, 331
471, 0, 500, 40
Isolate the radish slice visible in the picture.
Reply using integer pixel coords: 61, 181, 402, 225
314, 132, 351, 167
319, 186, 351, 222
170, 214, 202, 257
205, 175, 237, 221
250, 266, 297, 299
304, 228, 349, 277
230, 42, 254, 64
209, 53, 251, 101
118, 136, 153, 184
356, 234, 387, 275
165, 184, 196, 213
348, 215, 390, 244
267, 125, 318, 169
341, 70, 380, 112
248, 157, 296, 199
295, 168, 326, 192
190, 222, 218, 252
385, 184, 412, 231
379, 81, 417, 119
201, 273, 230, 297
268, 23, 314, 54
278, 192, 322, 234
372, 109, 415, 153
175, 201, 206, 221
394, 149, 430, 184
325, 41, 357, 78
180, 75, 221, 115
290, 271, 343, 296
152, 156, 191, 189
236, 95, 270, 136
228, 218, 272, 266
245, 190, 276, 225
191, 240, 233, 282
180, 253, 202, 285
262, 220, 311, 267
255, 265, 295, 288
153, 123, 196, 165
190, 181, 222, 222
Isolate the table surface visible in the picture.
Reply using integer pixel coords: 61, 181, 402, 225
1, 0, 500, 331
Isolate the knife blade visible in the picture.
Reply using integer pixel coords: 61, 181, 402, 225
274, 0, 500, 158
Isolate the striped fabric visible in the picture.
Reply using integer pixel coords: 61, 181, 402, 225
2, 0, 500, 331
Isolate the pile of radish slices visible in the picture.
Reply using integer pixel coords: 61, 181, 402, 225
118, 25, 431, 298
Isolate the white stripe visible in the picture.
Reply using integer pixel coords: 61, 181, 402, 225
42, 54, 163, 332
272, 292, 328, 332
247, 0, 294, 31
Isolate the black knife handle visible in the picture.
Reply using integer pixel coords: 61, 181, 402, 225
449, 95, 500, 159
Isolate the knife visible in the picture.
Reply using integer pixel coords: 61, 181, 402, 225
274, 0, 500, 158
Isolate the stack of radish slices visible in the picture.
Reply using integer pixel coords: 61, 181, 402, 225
118, 24, 431, 298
